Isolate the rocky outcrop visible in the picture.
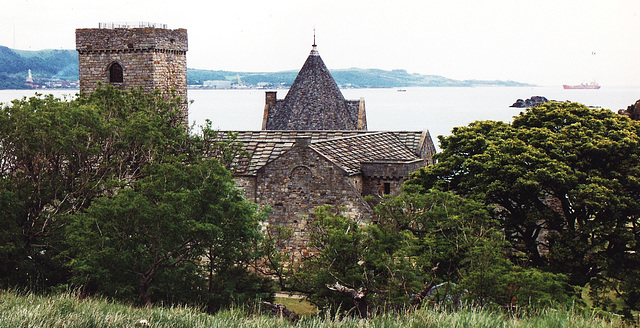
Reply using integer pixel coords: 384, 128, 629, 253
618, 99, 640, 120
510, 96, 549, 108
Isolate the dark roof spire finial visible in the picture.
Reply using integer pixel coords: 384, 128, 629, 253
310, 27, 319, 56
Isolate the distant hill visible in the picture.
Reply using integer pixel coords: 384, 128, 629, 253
0, 46, 79, 89
188, 68, 533, 88
0, 46, 532, 89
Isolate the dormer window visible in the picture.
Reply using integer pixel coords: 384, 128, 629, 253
108, 62, 123, 83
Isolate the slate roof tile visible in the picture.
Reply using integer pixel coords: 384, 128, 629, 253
220, 130, 433, 176
310, 132, 420, 175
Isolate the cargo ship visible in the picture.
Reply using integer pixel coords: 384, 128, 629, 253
563, 82, 600, 89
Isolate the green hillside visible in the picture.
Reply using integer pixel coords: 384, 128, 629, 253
0, 46, 532, 89
0, 46, 78, 89
188, 67, 532, 88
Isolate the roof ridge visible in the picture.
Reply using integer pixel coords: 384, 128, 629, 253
222, 130, 375, 142
310, 131, 388, 144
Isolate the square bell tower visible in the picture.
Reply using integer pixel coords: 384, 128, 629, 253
76, 22, 188, 120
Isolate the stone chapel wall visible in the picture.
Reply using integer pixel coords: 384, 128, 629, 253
255, 140, 371, 257
361, 159, 425, 197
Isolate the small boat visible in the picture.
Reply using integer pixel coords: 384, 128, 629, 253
563, 82, 600, 89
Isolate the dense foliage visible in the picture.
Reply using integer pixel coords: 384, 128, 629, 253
0, 87, 272, 309
281, 192, 573, 317
407, 102, 640, 314
2, 89, 636, 320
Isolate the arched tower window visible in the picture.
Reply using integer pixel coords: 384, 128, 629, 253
108, 62, 123, 83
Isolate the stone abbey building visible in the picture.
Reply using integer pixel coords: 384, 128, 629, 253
76, 25, 436, 257
220, 43, 436, 256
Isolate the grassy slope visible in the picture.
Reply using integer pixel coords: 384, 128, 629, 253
0, 290, 624, 328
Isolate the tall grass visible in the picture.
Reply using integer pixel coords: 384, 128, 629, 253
0, 289, 624, 328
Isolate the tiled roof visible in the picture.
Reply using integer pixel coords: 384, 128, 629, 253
220, 130, 433, 175
310, 132, 421, 175
263, 45, 364, 130
392, 131, 437, 164
233, 140, 294, 175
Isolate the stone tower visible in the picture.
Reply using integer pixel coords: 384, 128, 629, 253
76, 23, 188, 120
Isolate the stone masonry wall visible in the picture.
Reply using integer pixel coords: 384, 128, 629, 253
76, 27, 188, 119
361, 159, 425, 197
76, 28, 188, 52
255, 142, 371, 258
235, 176, 257, 202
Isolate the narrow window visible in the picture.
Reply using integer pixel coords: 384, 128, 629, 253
109, 62, 123, 83
383, 182, 391, 195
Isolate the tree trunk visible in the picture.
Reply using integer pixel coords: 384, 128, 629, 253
139, 276, 152, 307
326, 282, 368, 318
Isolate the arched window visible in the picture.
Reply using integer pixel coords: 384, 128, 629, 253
290, 166, 312, 194
108, 62, 123, 83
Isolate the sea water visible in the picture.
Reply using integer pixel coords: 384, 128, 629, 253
2, 86, 639, 148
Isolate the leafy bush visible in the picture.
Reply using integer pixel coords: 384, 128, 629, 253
286, 191, 575, 317
0, 87, 271, 309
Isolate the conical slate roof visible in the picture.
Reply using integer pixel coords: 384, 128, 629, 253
263, 45, 366, 130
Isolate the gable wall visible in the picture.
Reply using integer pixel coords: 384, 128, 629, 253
255, 144, 371, 257
361, 160, 425, 197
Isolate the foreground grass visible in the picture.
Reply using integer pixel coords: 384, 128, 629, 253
274, 295, 318, 317
0, 290, 625, 328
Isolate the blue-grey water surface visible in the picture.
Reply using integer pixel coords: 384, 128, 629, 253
2, 86, 639, 148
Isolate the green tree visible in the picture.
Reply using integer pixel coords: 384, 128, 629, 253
0, 189, 26, 287
291, 191, 572, 317
407, 102, 640, 310
0, 87, 270, 308
0, 87, 188, 290
63, 159, 268, 307
373, 191, 572, 309
292, 205, 374, 317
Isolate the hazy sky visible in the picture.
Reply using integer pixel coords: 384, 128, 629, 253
1, 0, 639, 86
